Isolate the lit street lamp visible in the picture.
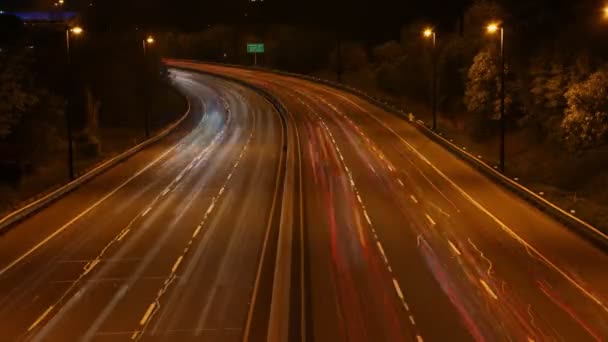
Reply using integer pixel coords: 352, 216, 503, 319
65, 26, 83, 180
423, 27, 438, 131
486, 22, 506, 173
142, 36, 155, 137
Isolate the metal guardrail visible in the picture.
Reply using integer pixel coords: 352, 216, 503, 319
0, 88, 191, 234
170, 59, 608, 249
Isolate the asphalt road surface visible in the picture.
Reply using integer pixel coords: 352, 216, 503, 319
0, 70, 285, 341
0, 62, 607, 342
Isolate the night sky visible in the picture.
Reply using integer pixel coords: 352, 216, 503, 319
4, 0, 470, 40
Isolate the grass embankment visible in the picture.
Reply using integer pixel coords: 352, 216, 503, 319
312, 69, 608, 234
0, 84, 187, 218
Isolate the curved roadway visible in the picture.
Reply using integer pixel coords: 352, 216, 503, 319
0, 62, 606, 342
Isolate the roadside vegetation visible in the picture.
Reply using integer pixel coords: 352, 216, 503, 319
158, 0, 608, 231
0, 15, 186, 216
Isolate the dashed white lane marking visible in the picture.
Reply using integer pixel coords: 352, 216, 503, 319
409, 315, 416, 325
83, 259, 100, 275
363, 211, 372, 225
160, 188, 169, 197
410, 195, 418, 203
480, 279, 499, 300
116, 229, 131, 241
376, 241, 388, 263
131, 331, 140, 340
192, 225, 202, 239
206, 202, 215, 215
392, 278, 404, 300
139, 303, 156, 325
448, 240, 461, 256
142, 207, 152, 217
417, 335, 424, 342
28, 306, 54, 331
397, 179, 404, 187
425, 214, 436, 226
171, 256, 184, 273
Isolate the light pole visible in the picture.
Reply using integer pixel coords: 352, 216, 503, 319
65, 26, 83, 181
423, 28, 438, 131
143, 36, 154, 138
487, 22, 506, 173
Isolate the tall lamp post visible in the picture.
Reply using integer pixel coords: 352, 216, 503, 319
486, 22, 506, 173
423, 28, 438, 131
65, 26, 83, 181
143, 36, 154, 138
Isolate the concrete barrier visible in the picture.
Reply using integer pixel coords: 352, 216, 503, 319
0, 85, 191, 234
170, 59, 608, 249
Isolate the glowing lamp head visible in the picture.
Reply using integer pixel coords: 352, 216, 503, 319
146, 36, 155, 44
423, 28, 434, 38
486, 23, 500, 34
70, 26, 83, 35
603, 6, 608, 19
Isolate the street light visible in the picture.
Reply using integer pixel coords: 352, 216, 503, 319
65, 25, 83, 180
603, 6, 608, 19
423, 27, 438, 131
142, 36, 155, 137
486, 21, 506, 173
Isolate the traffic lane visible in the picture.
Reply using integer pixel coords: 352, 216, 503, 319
221, 67, 608, 340
186, 63, 470, 340
280, 88, 472, 342
294, 76, 608, 289
208, 65, 411, 340
25, 75, 261, 341
169, 63, 608, 338
0, 73, 223, 340
294, 81, 608, 339
0, 69, 201, 271
144, 94, 281, 341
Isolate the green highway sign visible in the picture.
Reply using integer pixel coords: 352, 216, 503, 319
247, 43, 265, 53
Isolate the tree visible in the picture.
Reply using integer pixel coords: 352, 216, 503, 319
372, 41, 404, 65
561, 70, 608, 150
0, 52, 38, 140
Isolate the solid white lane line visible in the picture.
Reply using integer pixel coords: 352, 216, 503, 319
28, 306, 54, 332
480, 279, 499, 300
0, 142, 179, 277
171, 256, 184, 273
425, 214, 436, 226
139, 303, 156, 326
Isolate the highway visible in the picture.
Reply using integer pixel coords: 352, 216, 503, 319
169, 62, 608, 341
0, 70, 285, 341
0, 61, 606, 342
